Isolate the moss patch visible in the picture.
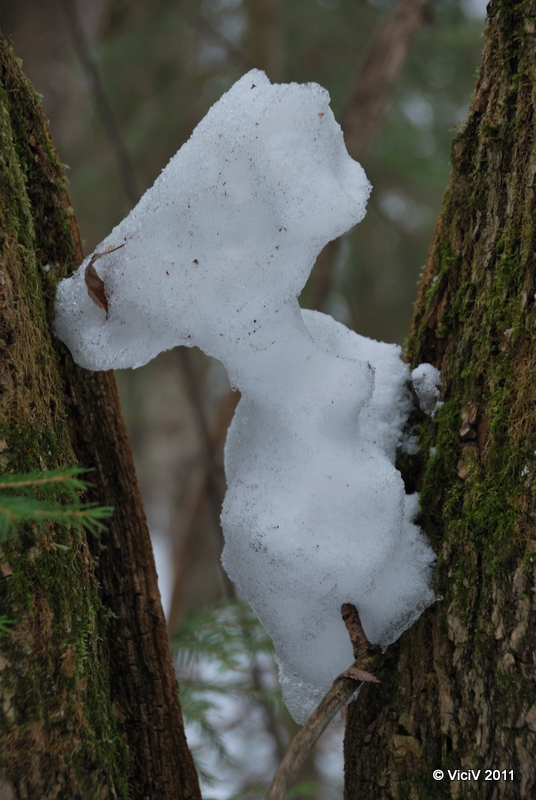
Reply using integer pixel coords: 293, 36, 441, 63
345, 3, 536, 797
0, 33, 130, 798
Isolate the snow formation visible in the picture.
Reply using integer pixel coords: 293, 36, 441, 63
411, 362, 443, 417
54, 69, 436, 724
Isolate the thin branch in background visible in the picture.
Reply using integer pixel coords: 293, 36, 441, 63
251, 659, 288, 763
167, 376, 239, 633
310, 0, 434, 313
60, 0, 140, 207
343, 0, 434, 160
265, 604, 382, 800
188, 7, 255, 70
175, 347, 223, 530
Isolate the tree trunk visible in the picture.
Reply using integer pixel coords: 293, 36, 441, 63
0, 33, 200, 800
243, 0, 284, 82
344, 2, 536, 798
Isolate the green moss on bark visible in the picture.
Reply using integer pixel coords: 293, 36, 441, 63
0, 33, 130, 798
345, 3, 536, 797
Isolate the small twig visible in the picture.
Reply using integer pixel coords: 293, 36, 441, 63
265, 604, 381, 800
341, 602, 379, 662
265, 674, 363, 800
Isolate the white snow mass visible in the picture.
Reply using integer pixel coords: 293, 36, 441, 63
54, 69, 436, 724
411, 362, 443, 417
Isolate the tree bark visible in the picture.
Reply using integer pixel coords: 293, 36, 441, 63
0, 33, 200, 800
344, 2, 536, 798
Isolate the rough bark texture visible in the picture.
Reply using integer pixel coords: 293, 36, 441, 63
344, 3, 536, 798
0, 33, 200, 800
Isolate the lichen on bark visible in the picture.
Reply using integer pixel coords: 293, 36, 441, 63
344, 3, 536, 798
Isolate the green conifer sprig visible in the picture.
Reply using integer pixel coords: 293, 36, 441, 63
171, 600, 281, 789
171, 599, 274, 672
0, 616, 13, 636
0, 466, 113, 541
0, 466, 113, 634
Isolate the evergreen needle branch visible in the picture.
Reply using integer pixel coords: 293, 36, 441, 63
0, 467, 113, 540
264, 604, 382, 800
0, 498, 113, 537
0, 466, 92, 491
1, 476, 65, 489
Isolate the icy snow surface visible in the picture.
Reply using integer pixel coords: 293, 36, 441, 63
411, 362, 442, 417
54, 69, 436, 724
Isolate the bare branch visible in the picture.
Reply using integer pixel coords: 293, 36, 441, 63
265, 604, 382, 800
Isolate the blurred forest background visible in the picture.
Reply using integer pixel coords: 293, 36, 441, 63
0, 0, 487, 797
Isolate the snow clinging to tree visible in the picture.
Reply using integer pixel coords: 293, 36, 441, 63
54, 69, 436, 723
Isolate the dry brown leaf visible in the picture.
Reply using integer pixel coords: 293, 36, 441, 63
84, 242, 125, 314
85, 261, 108, 312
